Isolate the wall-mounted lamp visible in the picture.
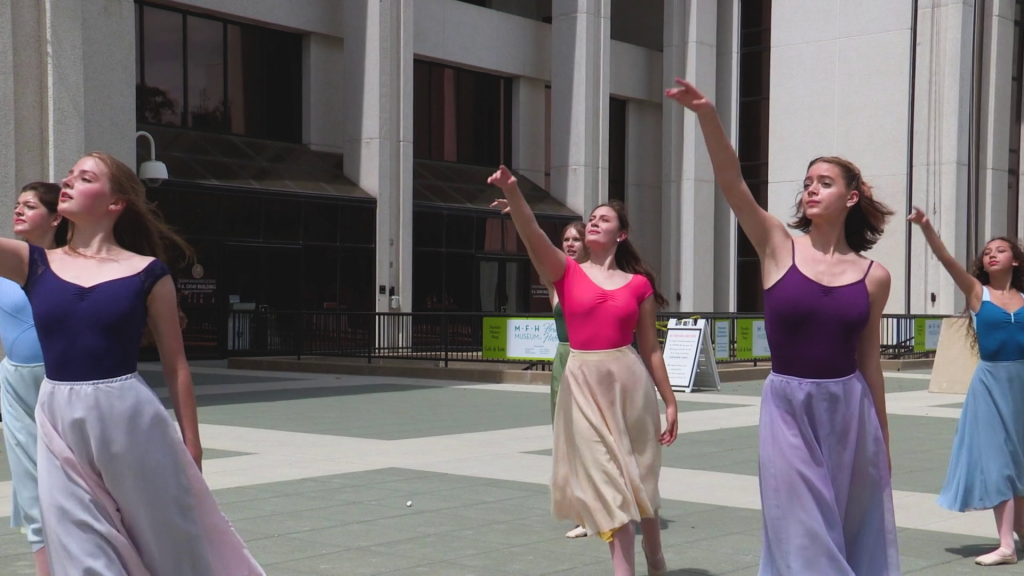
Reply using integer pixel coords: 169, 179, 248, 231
136, 130, 168, 187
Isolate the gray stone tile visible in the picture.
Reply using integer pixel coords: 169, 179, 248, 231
271, 547, 428, 575
454, 544, 599, 575
243, 534, 347, 565
290, 522, 420, 549
363, 534, 512, 563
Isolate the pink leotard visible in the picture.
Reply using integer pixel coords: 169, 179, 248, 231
553, 258, 654, 351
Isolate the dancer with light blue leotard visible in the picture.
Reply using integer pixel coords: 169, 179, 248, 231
911, 206, 1024, 566
0, 182, 66, 576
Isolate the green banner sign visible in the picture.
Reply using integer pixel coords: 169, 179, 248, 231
735, 318, 770, 359
913, 318, 943, 352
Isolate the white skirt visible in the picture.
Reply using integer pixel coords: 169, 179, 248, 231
35, 372, 264, 576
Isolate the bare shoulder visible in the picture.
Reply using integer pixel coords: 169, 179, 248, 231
864, 260, 891, 303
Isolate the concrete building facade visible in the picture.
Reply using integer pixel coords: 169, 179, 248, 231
0, 0, 1021, 340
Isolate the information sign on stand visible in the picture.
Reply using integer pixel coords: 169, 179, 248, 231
662, 318, 721, 393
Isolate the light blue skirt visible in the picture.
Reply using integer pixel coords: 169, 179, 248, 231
938, 359, 1024, 512
0, 358, 46, 552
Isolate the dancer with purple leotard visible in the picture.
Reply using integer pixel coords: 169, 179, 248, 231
0, 153, 263, 575
667, 80, 901, 574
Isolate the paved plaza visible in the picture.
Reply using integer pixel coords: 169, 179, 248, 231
0, 363, 1022, 574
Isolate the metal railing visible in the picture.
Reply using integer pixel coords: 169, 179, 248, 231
221, 310, 947, 366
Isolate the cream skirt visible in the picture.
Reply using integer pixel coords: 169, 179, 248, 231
550, 346, 662, 538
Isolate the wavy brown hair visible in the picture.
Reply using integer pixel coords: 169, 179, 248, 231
592, 200, 668, 308
68, 152, 193, 265
20, 181, 69, 246
562, 221, 590, 262
789, 156, 894, 253
961, 236, 1024, 353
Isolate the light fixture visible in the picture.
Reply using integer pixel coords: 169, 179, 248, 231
136, 130, 168, 187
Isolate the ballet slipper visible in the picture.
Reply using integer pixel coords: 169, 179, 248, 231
976, 547, 1017, 566
565, 525, 587, 538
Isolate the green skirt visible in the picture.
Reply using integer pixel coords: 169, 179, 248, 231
550, 342, 571, 421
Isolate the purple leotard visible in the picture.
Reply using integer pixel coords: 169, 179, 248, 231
763, 240, 873, 379
23, 244, 169, 381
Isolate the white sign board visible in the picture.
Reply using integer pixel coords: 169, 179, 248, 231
714, 319, 730, 360
506, 319, 559, 360
662, 318, 721, 393
924, 319, 942, 351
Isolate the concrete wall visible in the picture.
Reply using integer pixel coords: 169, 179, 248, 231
769, 0, 914, 313
304, 34, 346, 153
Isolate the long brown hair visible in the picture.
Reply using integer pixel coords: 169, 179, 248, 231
789, 156, 894, 253
961, 236, 1024, 353
562, 221, 590, 262
68, 152, 193, 265
20, 181, 69, 246
593, 200, 668, 308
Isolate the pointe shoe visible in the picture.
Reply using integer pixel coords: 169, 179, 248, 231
642, 539, 667, 576
565, 525, 587, 538
976, 547, 1017, 566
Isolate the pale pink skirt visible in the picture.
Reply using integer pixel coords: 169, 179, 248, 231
35, 372, 264, 576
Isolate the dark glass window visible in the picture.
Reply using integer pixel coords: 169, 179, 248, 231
176, 189, 219, 237
303, 245, 339, 310
414, 251, 445, 311
187, 15, 225, 130
736, 0, 771, 313
139, 6, 184, 125
135, 2, 302, 141
413, 59, 513, 166
609, 97, 627, 203
220, 194, 262, 240
303, 201, 339, 244
414, 211, 445, 249
339, 204, 376, 246
339, 247, 376, 311
444, 214, 476, 251
412, 208, 573, 312
263, 197, 301, 242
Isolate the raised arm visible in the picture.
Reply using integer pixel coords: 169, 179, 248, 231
908, 206, 983, 312
665, 79, 790, 260
488, 166, 567, 282
148, 276, 202, 472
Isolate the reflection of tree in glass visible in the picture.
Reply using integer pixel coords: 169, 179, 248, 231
136, 84, 179, 125
190, 87, 226, 130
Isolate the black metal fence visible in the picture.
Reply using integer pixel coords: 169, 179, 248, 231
221, 310, 947, 366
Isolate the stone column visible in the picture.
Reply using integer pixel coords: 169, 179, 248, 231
343, 0, 413, 313
0, 0, 134, 242
550, 0, 610, 216
625, 100, 662, 280
511, 76, 547, 186
910, 3, 977, 315
977, 0, 1017, 240
662, 0, 717, 312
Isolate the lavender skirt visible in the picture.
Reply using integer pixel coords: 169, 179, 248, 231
758, 371, 900, 576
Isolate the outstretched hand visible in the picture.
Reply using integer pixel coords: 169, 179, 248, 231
487, 165, 518, 192
665, 78, 713, 112
907, 206, 930, 227
491, 198, 511, 214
